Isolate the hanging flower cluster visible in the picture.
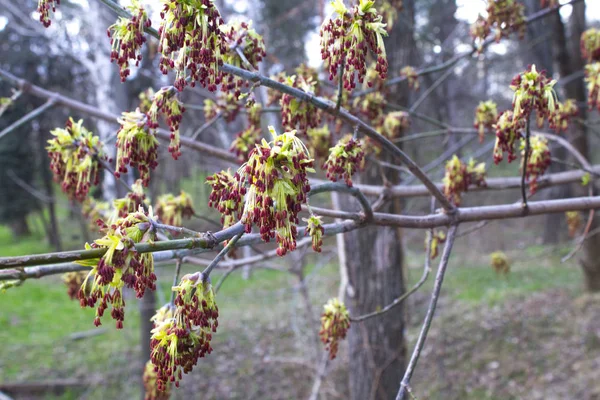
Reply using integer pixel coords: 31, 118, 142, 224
490, 251, 510, 275
115, 109, 159, 186
62, 271, 88, 300
221, 20, 266, 97
107, 0, 151, 82
307, 126, 332, 162
511, 65, 558, 128
581, 28, 600, 62
229, 102, 262, 161
237, 128, 315, 256
520, 135, 551, 194
206, 170, 243, 229
281, 74, 322, 135
47, 118, 105, 202
319, 298, 350, 360
585, 62, 600, 112
158, 0, 226, 92
426, 230, 447, 259
565, 211, 582, 238
324, 135, 365, 187
470, 0, 526, 51
442, 155, 487, 205
473, 100, 498, 143
353, 92, 386, 129
304, 215, 324, 253
150, 272, 219, 389
147, 87, 186, 160
549, 99, 578, 132
37, 0, 60, 27
143, 359, 171, 400
82, 198, 112, 232
320, 0, 388, 91
380, 0, 403, 32
138, 88, 155, 113
400, 66, 420, 91
112, 179, 150, 220
493, 111, 523, 164
204, 93, 242, 123
76, 207, 157, 329
155, 191, 195, 227
383, 111, 410, 140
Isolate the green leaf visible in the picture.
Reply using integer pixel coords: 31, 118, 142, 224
582, 172, 590, 186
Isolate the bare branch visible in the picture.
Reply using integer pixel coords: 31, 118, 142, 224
0, 99, 56, 141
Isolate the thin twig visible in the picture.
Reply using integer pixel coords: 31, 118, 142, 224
201, 233, 243, 278
190, 112, 223, 140
170, 259, 182, 305
521, 118, 531, 208
336, 59, 345, 112
0, 98, 56, 140
153, 222, 203, 238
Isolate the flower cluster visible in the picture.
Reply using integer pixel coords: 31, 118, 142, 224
474, 100, 498, 143
521, 135, 551, 195
206, 170, 244, 229
155, 191, 195, 227
380, 0, 403, 32
150, 272, 219, 389
37, 0, 60, 28
320, 0, 388, 91
113, 179, 150, 220
115, 109, 159, 186
82, 198, 112, 232
143, 359, 171, 400
470, 0, 525, 51
442, 155, 487, 205
585, 62, 600, 112
307, 126, 332, 162
158, 0, 226, 92
230, 126, 261, 162
77, 207, 157, 329
107, 0, 151, 82
566, 211, 582, 238
221, 20, 266, 97
319, 298, 350, 360
62, 271, 88, 300
426, 229, 446, 259
549, 99, 578, 132
138, 88, 155, 113
511, 65, 557, 126
324, 135, 365, 187
281, 74, 322, 135
490, 251, 510, 275
237, 128, 315, 256
493, 111, 524, 164
147, 87, 186, 160
304, 215, 324, 252
204, 93, 242, 123
353, 92, 386, 129
581, 28, 600, 62
383, 111, 410, 140
400, 66, 420, 91
47, 118, 105, 202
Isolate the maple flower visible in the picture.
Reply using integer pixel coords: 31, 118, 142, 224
510, 64, 557, 126
47, 118, 105, 202
237, 127, 315, 256
281, 74, 322, 135
380, 0, 403, 32
426, 230, 446, 259
76, 207, 157, 329
112, 179, 150, 221
62, 271, 88, 300
155, 191, 195, 227
493, 110, 524, 164
37, 0, 60, 27
520, 135, 551, 195
203, 93, 242, 123
585, 62, 600, 112
320, 0, 389, 91
474, 100, 498, 143
383, 111, 410, 140
565, 211, 582, 238
304, 215, 325, 252
82, 198, 112, 232
581, 28, 600, 62
324, 135, 365, 187
490, 251, 510, 275
549, 99, 578, 133
150, 272, 219, 389
143, 359, 171, 400
107, 0, 151, 82
442, 155, 487, 205
146, 87, 186, 160
307, 125, 333, 162
319, 298, 350, 360
115, 109, 159, 186
470, 0, 525, 51
206, 170, 244, 229
400, 66, 420, 91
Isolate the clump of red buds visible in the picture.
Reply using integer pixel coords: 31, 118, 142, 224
549, 99, 578, 132
62, 271, 88, 300
150, 272, 219, 389
521, 135, 551, 195
76, 207, 157, 329
37, 0, 60, 27
82, 198, 112, 232
324, 135, 365, 187
474, 100, 498, 143
490, 251, 510, 275
510, 65, 557, 129
565, 211, 582, 238
221, 20, 266, 97
470, 0, 525, 51
353, 92, 386, 129
206, 170, 244, 229
281, 74, 322, 135
320, 0, 388, 91
426, 230, 446, 259
155, 191, 195, 227
400, 66, 420, 91
319, 298, 350, 360
493, 110, 524, 164
115, 109, 159, 186
47, 118, 106, 202
107, 0, 151, 82
112, 179, 150, 221
143, 359, 170, 400
585, 62, 600, 112
147, 87, 185, 160
442, 155, 487, 205
307, 126, 332, 162
237, 128, 315, 256
158, 0, 226, 92
581, 28, 600, 62
304, 215, 324, 252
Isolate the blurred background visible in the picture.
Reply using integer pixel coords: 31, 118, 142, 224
1, 0, 600, 399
